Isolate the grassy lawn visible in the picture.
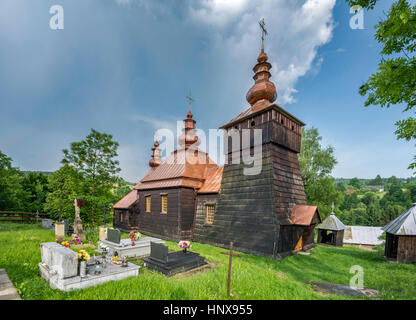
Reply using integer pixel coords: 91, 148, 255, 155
0, 222, 415, 300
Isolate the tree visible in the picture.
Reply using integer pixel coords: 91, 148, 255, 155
380, 204, 406, 225
349, 177, 361, 189
369, 174, 383, 186
0, 150, 28, 211
298, 127, 343, 217
347, 0, 416, 171
22, 172, 49, 212
61, 129, 121, 224
44, 165, 84, 221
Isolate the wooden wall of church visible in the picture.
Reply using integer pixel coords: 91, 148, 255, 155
136, 188, 181, 241
198, 115, 308, 258
179, 188, 196, 240
199, 147, 278, 257
113, 203, 140, 232
193, 193, 219, 243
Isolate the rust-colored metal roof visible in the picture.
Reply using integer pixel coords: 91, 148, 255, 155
289, 205, 322, 226
198, 166, 224, 194
135, 148, 219, 191
113, 189, 139, 209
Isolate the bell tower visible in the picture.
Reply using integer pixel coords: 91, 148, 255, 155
197, 20, 308, 258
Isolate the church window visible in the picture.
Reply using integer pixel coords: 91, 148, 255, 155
145, 195, 151, 213
161, 194, 168, 214
205, 204, 215, 224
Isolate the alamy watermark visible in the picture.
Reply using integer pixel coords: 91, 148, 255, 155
154, 123, 263, 176
49, 5, 64, 30
349, 265, 364, 289
350, 5, 364, 30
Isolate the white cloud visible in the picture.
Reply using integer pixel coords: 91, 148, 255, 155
190, 0, 336, 105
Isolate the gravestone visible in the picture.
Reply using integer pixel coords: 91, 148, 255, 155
42, 219, 53, 230
39, 242, 140, 291
150, 242, 168, 263
97, 236, 165, 258
40, 242, 78, 279
62, 219, 69, 235
143, 242, 207, 276
107, 228, 121, 244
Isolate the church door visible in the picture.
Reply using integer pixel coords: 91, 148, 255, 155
294, 236, 303, 252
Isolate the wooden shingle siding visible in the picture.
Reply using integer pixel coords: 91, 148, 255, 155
197, 108, 309, 258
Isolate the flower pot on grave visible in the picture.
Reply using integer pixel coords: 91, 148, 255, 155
80, 261, 87, 277
131, 240, 135, 246
182, 248, 187, 254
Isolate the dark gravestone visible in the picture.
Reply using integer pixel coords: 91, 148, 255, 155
150, 242, 168, 263
107, 228, 121, 244
62, 219, 69, 235
42, 219, 53, 230
143, 242, 207, 276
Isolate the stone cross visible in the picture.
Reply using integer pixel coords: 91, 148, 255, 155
73, 198, 86, 240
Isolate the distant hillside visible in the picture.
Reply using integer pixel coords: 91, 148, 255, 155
22, 171, 53, 176
334, 177, 416, 186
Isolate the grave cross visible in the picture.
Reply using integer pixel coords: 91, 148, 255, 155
220, 242, 241, 297
59, 200, 62, 222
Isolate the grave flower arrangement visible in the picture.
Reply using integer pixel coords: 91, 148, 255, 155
178, 241, 191, 253
128, 232, 138, 246
61, 240, 70, 248
76, 250, 90, 262
71, 234, 82, 245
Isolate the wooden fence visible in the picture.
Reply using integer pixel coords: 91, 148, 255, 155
0, 211, 48, 223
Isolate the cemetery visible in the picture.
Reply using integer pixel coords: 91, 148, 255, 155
1, 215, 416, 300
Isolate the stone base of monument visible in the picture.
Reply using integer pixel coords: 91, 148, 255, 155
97, 237, 165, 258
143, 251, 207, 277
39, 261, 140, 292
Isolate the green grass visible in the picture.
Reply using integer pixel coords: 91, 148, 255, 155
0, 223, 415, 300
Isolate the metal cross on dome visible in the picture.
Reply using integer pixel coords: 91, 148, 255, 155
259, 18, 268, 50
186, 92, 195, 110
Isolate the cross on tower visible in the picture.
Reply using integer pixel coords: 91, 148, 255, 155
259, 18, 268, 51
186, 92, 195, 111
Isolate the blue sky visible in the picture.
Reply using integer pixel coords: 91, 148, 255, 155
0, 0, 414, 182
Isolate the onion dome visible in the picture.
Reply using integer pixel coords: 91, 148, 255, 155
149, 141, 162, 168
246, 48, 277, 106
178, 107, 200, 149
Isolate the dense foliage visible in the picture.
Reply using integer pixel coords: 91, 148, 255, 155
299, 128, 413, 226
299, 127, 344, 218
0, 129, 130, 226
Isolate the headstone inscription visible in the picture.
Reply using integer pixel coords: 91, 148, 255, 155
106, 228, 121, 244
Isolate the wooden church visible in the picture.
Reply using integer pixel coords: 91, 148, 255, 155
114, 23, 321, 258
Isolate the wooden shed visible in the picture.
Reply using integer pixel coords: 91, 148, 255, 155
316, 211, 346, 247
383, 205, 416, 263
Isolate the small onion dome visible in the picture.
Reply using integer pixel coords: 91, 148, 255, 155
149, 141, 162, 168
246, 49, 277, 106
179, 109, 200, 149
